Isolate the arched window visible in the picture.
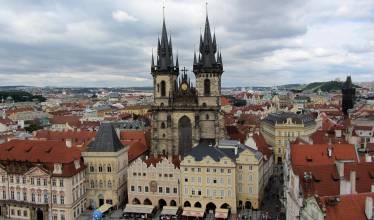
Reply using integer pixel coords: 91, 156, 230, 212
90, 180, 94, 188
107, 180, 112, 189
206, 114, 209, 120
98, 164, 102, 172
107, 164, 112, 173
99, 180, 103, 188
160, 81, 166, 97
157, 84, 160, 92
161, 122, 166, 129
204, 79, 211, 95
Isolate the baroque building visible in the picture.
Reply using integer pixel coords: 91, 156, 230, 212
150, 12, 225, 155
0, 140, 86, 220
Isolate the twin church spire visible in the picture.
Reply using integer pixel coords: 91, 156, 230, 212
151, 4, 222, 75
151, 13, 179, 74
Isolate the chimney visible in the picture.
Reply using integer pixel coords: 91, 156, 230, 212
366, 154, 372, 163
336, 161, 345, 179
350, 171, 356, 194
66, 139, 72, 148
365, 197, 373, 220
327, 147, 332, 158
371, 183, 374, 192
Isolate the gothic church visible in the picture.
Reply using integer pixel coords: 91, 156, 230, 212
150, 10, 225, 155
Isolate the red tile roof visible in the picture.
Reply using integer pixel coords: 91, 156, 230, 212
252, 133, 273, 158
321, 193, 374, 220
120, 130, 149, 147
0, 140, 85, 177
50, 115, 81, 126
221, 96, 231, 106
310, 130, 347, 145
127, 141, 149, 162
291, 143, 358, 166
294, 162, 374, 198
34, 130, 96, 145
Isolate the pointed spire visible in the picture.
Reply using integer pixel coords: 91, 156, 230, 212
193, 50, 197, 65
154, 3, 175, 71
151, 49, 155, 69
176, 51, 179, 68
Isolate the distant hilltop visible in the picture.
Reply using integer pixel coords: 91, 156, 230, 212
278, 80, 360, 92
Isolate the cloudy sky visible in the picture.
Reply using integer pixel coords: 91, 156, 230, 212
0, 0, 373, 87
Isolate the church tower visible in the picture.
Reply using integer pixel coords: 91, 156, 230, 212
150, 5, 225, 156
342, 76, 356, 116
193, 12, 223, 108
151, 13, 179, 107
192, 9, 224, 144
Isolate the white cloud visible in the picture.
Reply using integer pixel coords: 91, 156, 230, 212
112, 10, 138, 23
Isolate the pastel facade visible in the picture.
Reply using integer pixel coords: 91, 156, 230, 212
127, 156, 180, 207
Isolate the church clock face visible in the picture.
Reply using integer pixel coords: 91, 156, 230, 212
181, 83, 188, 91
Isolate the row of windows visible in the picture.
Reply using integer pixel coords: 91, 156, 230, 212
89, 164, 112, 173
183, 167, 232, 174
3, 190, 64, 204
184, 187, 232, 198
1, 176, 64, 187
72, 171, 85, 186
130, 185, 178, 194
90, 180, 113, 189
184, 176, 232, 185
132, 172, 173, 178
73, 184, 85, 202
10, 209, 28, 218
238, 184, 253, 194
238, 174, 253, 182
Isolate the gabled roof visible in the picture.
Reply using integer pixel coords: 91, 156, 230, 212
87, 123, 124, 152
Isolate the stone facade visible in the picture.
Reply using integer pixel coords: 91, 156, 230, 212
150, 13, 225, 155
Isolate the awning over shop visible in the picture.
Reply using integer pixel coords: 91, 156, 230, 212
215, 208, 229, 219
182, 207, 205, 217
123, 204, 155, 214
161, 206, 179, 215
97, 203, 112, 213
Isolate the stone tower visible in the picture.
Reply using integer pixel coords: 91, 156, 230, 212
150, 8, 225, 156
342, 76, 356, 116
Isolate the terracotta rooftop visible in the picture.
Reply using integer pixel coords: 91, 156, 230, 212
291, 143, 358, 166
321, 193, 374, 220
253, 133, 273, 158
128, 141, 149, 162
35, 130, 96, 145
0, 139, 82, 164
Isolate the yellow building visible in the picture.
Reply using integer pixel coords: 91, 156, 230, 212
82, 123, 128, 209
180, 142, 237, 215
261, 112, 317, 164
180, 140, 273, 215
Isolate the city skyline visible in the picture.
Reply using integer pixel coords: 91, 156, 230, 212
0, 0, 373, 87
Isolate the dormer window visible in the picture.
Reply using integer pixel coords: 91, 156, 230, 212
74, 160, 80, 169
53, 163, 62, 174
